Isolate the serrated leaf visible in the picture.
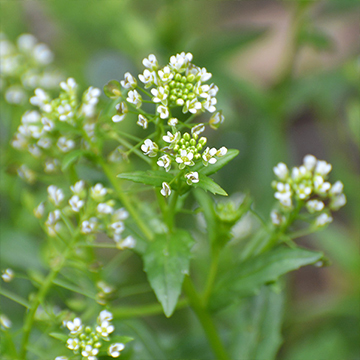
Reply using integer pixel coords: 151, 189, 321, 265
194, 174, 228, 196
143, 230, 194, 317
211, 246, 324, 309
104, 80, 122, 99
117, 170, 174, 188
197, 149, 239, 176
61, 149, 91, 171
49, 332, 68, 342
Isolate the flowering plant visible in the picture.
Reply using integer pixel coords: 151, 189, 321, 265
1, 35, 348, 360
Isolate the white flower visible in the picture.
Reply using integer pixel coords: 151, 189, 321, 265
115, 235, 136, 250
1, 268, 14, 282
98, 310, 113, 323
143, 54, 158, 70
60, 78, 77, 92
41, 117, 54, 132
303, 155, 317, 171
157, 104, 169, 119
137, 114, 148, 129
66, 338, 80, 351
151, 86, 168, 104
109, 221, 125, 235
30, 88, 50, 109
163, 131, 180, 145
274, 183, 292, 208
157, 155, 172, 172
33, 43, 53, 65
160, 182, 171, 197
70, 180, 85, 195
330, 181, 344, 196
315, 213, 333, 227
108, 343, 125, 358
216, 147, 228, 157
17, 33, 37, 51
120, 72, 137, 89
313, 175, 331, 194
17, 164, 36, 183
57, 137, 75, 152
44, 159, 59, 173
197, 67, 212, 82
34, 202, 45, 218
315, 160, 332, 176
169, 52, 193, 72
176, 150, 195, 169
69, 195, 84, 212
112, 208, 129, 221
126, 89, 142, 108
295, 183, 312, 200
191, 123, 205, 136
37, 137, 52, 149
141, 139, 158, 157
270, 210, 284, 226
47, 185, 64, 206
202, 147, 217, 166
0, 314, 12, 329
55, 357, 68, 360
96, 320, 115, 338
306, 200, 325, 213
139, 69, 157, 87
273, 162, 289, 181
291, 166, 308, 182
66, 318, 83, 335
81, 218, 98, 234
158, 66, 174, 83
81, 345, 99, 358
184, 99, 202, 114
97, 281, 114, 294
28, 144, 42, 158
168, 118, 178, 126
5, 86, 26, 104
97, 203, 114, 215
90, 183, 107, 200
112, 102, 128, 122
46, 210, 61, 225
185, 171, 199, 185
330, 193, 347, 210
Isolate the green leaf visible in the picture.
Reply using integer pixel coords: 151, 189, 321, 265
61, 149, 92, 171
49, 332, 68, 342
143, 230, 194, 317
230, 286, 284, 360
211, 246, 324, 309
197, 149, 239, 176
117, 170, 174, 188
109, 335, 134, 344
103, 80, 122, 99
194, 173, 228, 196
298, 26, 335, 51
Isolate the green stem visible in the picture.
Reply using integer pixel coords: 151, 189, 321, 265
0, 288, 30, 308
19, 236, 78, 359
183, 277, 230, 360
202, 249, 220, 307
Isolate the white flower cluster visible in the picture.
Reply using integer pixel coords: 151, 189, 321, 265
59, 310, 126, 359
112, 52, 224, 126
12, 78, 101, 177
141, 127, 227, 197
36, 181, 136, 249
0, 33, 63, 104
271, 155, 346, 228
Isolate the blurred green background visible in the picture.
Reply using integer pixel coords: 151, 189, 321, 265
1, 1, 359, 359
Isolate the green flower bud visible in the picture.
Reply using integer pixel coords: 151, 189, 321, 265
186, 83, 193, 90
185, 141, 190, 147
85, 327, 92, 333
175, 73, 182, 81
179, 82, 185, 89
181, 76, 187, 83
169, 80, 176, 88
183, 88, 189, 95
183, 132, 191, 141
170, 95, 177, 102
187, 74, 196, 83
190, 138, 196, 146
180, 138, 185, 145
174, 144, 180, 151
188, 93, 196, 100
182, 95, 188, 100
195, 153, 201, 160
192, 133, 199, 140
196, 144, 203, 151
199, 137, 207, 146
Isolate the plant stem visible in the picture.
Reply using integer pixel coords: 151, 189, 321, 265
183, 277, 230, 360
202, 249, 220, 306
19, 236, 77, 359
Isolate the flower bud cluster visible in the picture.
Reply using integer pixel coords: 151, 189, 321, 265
0, 33, 63, 105
60, 310, 126, 359
12, 78, 101, 176
112, 52, 224, 126
141, 126, 227, 196
36, 181, 136, 249
271, 155, 346, 228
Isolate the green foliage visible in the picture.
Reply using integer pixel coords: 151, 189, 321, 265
143, 230, 194, 317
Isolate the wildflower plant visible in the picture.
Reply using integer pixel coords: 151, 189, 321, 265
1, 45, 348, 360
